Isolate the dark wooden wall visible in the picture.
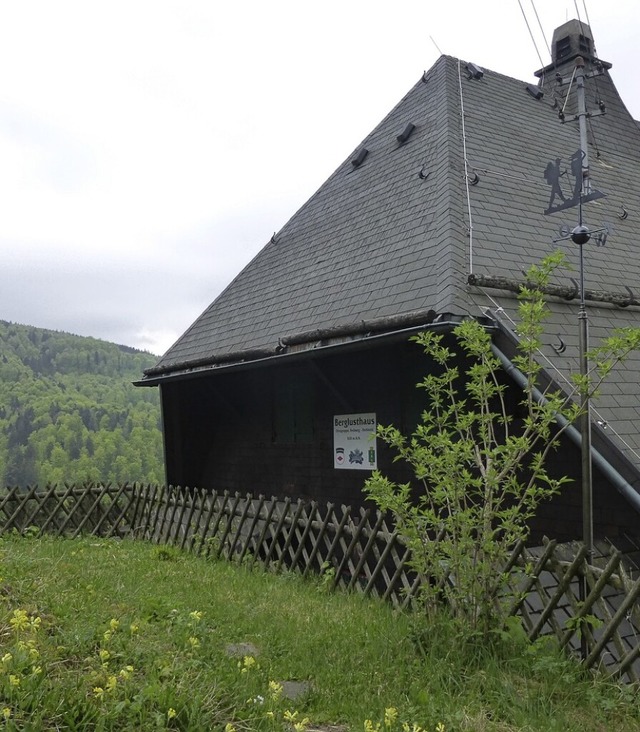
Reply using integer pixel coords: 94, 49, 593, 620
160, 336, 640, 544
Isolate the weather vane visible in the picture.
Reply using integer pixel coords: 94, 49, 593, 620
543, 53, 606, 217
543, 149, 605, 215
544, 55, 615, 641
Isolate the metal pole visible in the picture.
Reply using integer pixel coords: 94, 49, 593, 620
578, 245, 593, 562
574, 56, 594, 660
576, 57, 591, 197
574, 57, 594, 565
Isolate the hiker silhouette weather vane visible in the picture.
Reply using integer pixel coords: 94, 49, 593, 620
543, 148, 604, 215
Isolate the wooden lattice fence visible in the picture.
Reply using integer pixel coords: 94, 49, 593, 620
504, 539, 640, 682
1, 483, 640, 682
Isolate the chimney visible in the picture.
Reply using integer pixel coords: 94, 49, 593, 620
551, 20, 594, 65
535, 19, 611, 78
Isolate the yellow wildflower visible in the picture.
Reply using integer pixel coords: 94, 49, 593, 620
1, 708, 11, 720
9, 609, 29, 632
224, 724, 236, 732
109, 619, 119, 632
31, 665, 42, 676
189, 610, 203, 622
294, 718, 311, 731
1, 653, 12, 665
29, 647, 40, 661
167, 708, 177, 719
384, 708, 398, 727
106, 675, 117, 692
99, 649, 110, 663
93, 686, 104, 699
268, 680, 283, 699
187, 636, 200, 649
29, 615, 41, 631
8, 675, 20, 688
119, 665, 134, 680
435, 724, 445, 732
239, 655, 256, 673
129, 623, 139, 634
284, 710, 299, 722
364, 721, 381, 732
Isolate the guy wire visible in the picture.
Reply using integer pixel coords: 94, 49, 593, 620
516, 0, 545, 69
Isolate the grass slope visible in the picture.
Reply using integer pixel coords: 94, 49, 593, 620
1, 535, 639, 731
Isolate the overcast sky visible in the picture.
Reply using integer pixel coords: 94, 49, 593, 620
1, 1, 638, 356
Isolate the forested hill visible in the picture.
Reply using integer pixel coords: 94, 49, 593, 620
0, 320, 164, 488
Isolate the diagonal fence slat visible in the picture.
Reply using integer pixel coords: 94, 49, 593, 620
213, 493, 241, 560
226, 493, 254, 560
1, 484, 41, 532
363, 522, 403, 599
348, 510, 385, 593
237, 496, 266, 564
19, 483, 59, 530
261, 498, 292, 566
2, 483, 640, 682
186, 487, 208, 554
585, 573, 640, 672
38, 484, 77, 535
248, 497, 279, 570
532, 545, 589, 644
139, 484, 161, 540
289, 501, 317, 572
204, 491, 232, 558
579, 552, 628, 671
274, 500, 307, 573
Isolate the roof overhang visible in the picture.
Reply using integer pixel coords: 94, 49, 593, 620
137, 298, 640, 513
135, 310, 496, 387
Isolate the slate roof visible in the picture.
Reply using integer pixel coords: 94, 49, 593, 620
142, 20, 640, 485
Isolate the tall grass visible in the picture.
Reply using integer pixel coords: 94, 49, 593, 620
0, 534, 639, 731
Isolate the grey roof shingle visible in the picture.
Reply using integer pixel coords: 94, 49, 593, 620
143, 30, 640, 480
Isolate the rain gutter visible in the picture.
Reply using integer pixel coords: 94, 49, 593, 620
134, 317, 478, 387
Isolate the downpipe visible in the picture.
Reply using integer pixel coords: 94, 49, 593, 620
491, 343, 640, 514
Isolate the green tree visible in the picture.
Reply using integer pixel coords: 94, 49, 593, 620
0, 320, 164, 488
364, 252, 640, 636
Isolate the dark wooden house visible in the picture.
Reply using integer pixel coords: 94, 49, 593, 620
138, 20, 640, 543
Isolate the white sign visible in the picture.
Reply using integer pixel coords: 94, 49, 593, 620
333, 413, 377, 470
